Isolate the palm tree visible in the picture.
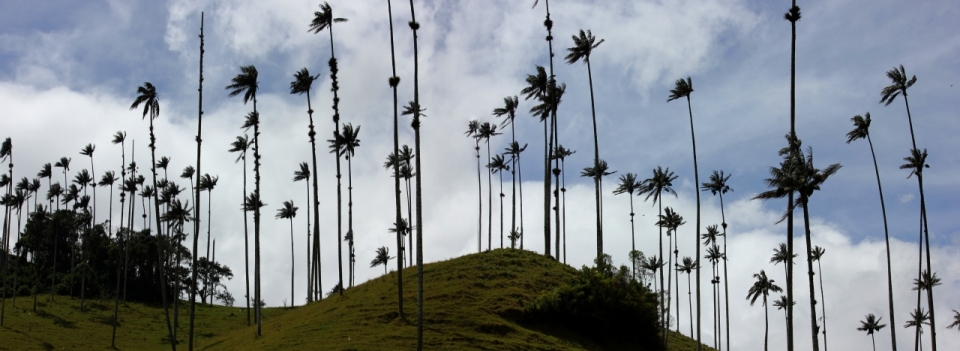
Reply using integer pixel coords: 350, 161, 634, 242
99, 171, 117, 233
701, 170, 733, 351
770, 243, 795, 286
370, 246, 394, 275
55, 157, 71, 204
504, 142, 529, 250
38, 163, 53, 210
156, 156, 171, 235
161, 197, 191, 341
565, 29, 605, 259
108, 132, 127, 346
488, 154, 509, 248
385, 0, 404, 317
881, 65, 920, 150
200, 173, 218, 301
946, 310, 959, 331
748, 270, 783, 351
678, 256, 698, 337
904, 308, 930, 351
73, 170, 93, 213
901, 147, 937, 351
477, 122, 500, 251
859, 314, 886, 351
641, 255, 665, 300
79, 144, 96, 223
465, 120, 483, 253
405, 1, 426, 345
846, 113, 898, 348
228, 134, 252, 323
533, 0, 559, 267
226, 65, 263, 335
783, 1, 803, 348
521, 65, 552, 256
241, 190, 265, 308
493, 96, 520, 246
774, 295, 794, 327
553, 145, 574, 262
812, 245, 829, 348
613, 173, 642, 277
289, 67, 322, 302
640, 166, 678, 333
129, 82, 175, 349
333, 123, 361, 286
667, 76, 703, 349
658, 207, 686, 335
189, 17, 206, 348
276, 200, 298, 306
706, 244, 722, 350
580, 159, 615, 257
311, 2, 348, 298
292, 162, 312, 294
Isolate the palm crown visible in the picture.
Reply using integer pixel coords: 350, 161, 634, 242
80, 143, 95, 158
38, 163, 52, 179
900, 148, 929, 179
667, 77, 694, 102
309, 2, 347, 35
488, 154, 509, 175
845, 113, 871, 144
493, 95, 520, 129
747, 270, 782, 306
226, 65, 259, 104
639, 166, 678, 204
130, 82, 160, 120
581, 159, 615, 181
701, 170, 732, 196
565, 29, 604, 65
657, 207, 686, 235
228, 135, 251, 163
880, 65, 917, 106
290, 67, 318, 95
276, 200, 298, 220
858, 314, 886, 335
613, 172, 641, 196
293, 162, 311, 182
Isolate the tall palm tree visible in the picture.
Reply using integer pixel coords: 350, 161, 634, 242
398, 147, 417, 266
505, 141, 529, 250
371, 246, 394, 275
565, 29, 605, 259
276, 200, 298, 306
292, 162, 312, 294
333, 123, 361, 286
161, 197, 191, 342
109, 131, 126, 348
701, 170, 733, 351
54, 157, 71, 204
405, 1, 426, 345
774, 295, 794, 328
679, 256, 698, 337
79, 144, 96, 223
748, 270, 783, 351
289, 67, 322, 302
770, 243, 795, 286
385, 0, 405, 317
912, 271, 941, 351
477, 122, 500, 251
901, 147, 937, 351
580, 159, 615, 258
613, 173, 642, 277
846, 113, 897, 349
189, 16, 206, 348
553, 145, 574, 262
38, 163, 53, 210
228, 135, 253, 323
99, 171, 117, 233
640, 166, 678, 333
880, 65, 919, 151
858, 314, 886, 351
811, 245, 829, 349
533, 0, 559, 267
667, 76, 703, 349
641, 255, 665, 298
493, 96, 520, 246
658, 206, 686, 335
156, 156, 171, 235
200, 173, 218, 301
465, 120, 483, 253
488, 154, 509, 248
521, 65, 551, 255
241, 191, 265, 311
783, 3, 803, 349
311, 1, 348, 298
706, 244, 722, 350
226, 65, 263, 334
129, 82, 175, 350
904, 308, 930, 351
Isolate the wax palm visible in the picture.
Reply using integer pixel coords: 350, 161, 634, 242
880, 65, 919, 149
333, 123, 361, 287
54, 157, 71, 202
398, 145, 416, 266
658, 206, 686, 333
38, 163, 53, 211
488, 154, 509, 248
493, 96, 520, 247
858, 314, 886, 351
553, 145, 574, 262
811, 245, 829, 347
904, 308, 930, 351
80, 144, 97, 223
99, 171, 117, 230
678, 256, 698, 337
784, 3, 802, 347
522, 65, 554, 258
384, 0, 405, 316
613, 172, 642, 278
275, 200, 298, 306
770, 243, 796, 284
748, 270, 783, 351
465, 120, 483, 253
370, 246, 394, 275
477, 122, 500, 251
199, 173, 218, 302
641, 255, 665, 292
581, 159, 615, 259
946, 310, 959, 331
640, 165, 677, 332
292, 162, 313, 293
503, 141, 528, 250
228, 134, 253, 322
901, 147, 937, 351
290, 67, 322, 301
774, 295, 794, 333
702, 170, 733, 349
73, 170, 93, 211
706, 244, 723, 349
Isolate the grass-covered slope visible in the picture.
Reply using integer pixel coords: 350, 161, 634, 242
1, 249, 714, 350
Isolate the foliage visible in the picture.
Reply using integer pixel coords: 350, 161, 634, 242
524, 254, 663, 350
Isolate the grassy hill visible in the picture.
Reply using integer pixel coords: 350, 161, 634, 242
1, 249, 715, 350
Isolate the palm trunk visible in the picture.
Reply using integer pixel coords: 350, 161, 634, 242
487, 142, 492, 251
499, 170, 504, 248
111, 161, 126, 347
764, 296, 770, 351
917, 172, 936, 351
684, 95, 702, 351
407, 1, 424, 348
305, 88, 321, 303
865, 134, 897, 350
406, 177, 413, 266
327, 24, 345, 298
347, 156, 354, 287
666, 232, 674, 335
205, 190, 213, 302
559, 158, 564, 263
586, 59, 601, 259
387, 0, 404, 317
242, 148, 251, 324
149, 118, 176, 351
289, 218, 294, 306
817, 256, 827, 351
519, 153, 526, 251
123, 141, 136, 303
253, 101, 263, 336
541, 0, 555, 261
510, 123, 517, 249
801, 198, 821, 351
476, 141, 482, 253
688, 272, 694, 337
189, 19, 205, 348
720, 194, 731, 351
304, 177, 310, 300
629, 196, 636, 278
658, 195, 665, 338
786, 193, 795, 351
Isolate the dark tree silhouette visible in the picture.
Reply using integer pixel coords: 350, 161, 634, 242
228, 134, 252, 324
290, 67, 322, 302
748, 270, 782, 351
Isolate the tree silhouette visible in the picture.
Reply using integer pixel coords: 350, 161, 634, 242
477, 122, 500, 251
747, 270, 782, 351
701, 170, 733, 350
228, 134, 252, 324
488, 154, 509, 248
613, 173, 641, 278
901, 147, 938, 351
370, 246, 394, 275
465, 120, 483, 253
290, 67, 322, 302
385, 0, 405, 318
293, 162, 312, 295
858, 313, 886, 351
640, 166, 677, 334
553, 145, 574, 262
275, 200, 298, 306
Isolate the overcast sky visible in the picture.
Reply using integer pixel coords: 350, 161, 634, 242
2, 0, 958, 349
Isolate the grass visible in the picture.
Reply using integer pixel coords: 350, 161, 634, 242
2, 249, 715, 350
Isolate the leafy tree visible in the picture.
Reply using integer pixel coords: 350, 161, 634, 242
370, 246, 394, 275
493, 96, 520, 249
858, 314, 886, 351
292, 162, 312, 295
904, 308, 930, 351
488, 154, 509, 248
901, 147, 938, 351
747, 270, 782, 351
227, 65, 262, 335
228, 134, 253, 324
129, 82, 175, 349
275, 200, 298, 306
331, 123, 361, 287
613, 173, 642, 278
566, 29, 605, 259
290, 67, 322, 302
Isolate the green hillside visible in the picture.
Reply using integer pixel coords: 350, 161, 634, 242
1, 249, 714, 350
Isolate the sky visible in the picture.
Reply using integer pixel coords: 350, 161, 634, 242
1, 0, 959, 349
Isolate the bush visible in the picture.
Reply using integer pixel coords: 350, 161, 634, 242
524, 255, 662, 350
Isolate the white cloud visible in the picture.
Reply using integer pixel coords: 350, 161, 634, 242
900, 193, 915, 204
